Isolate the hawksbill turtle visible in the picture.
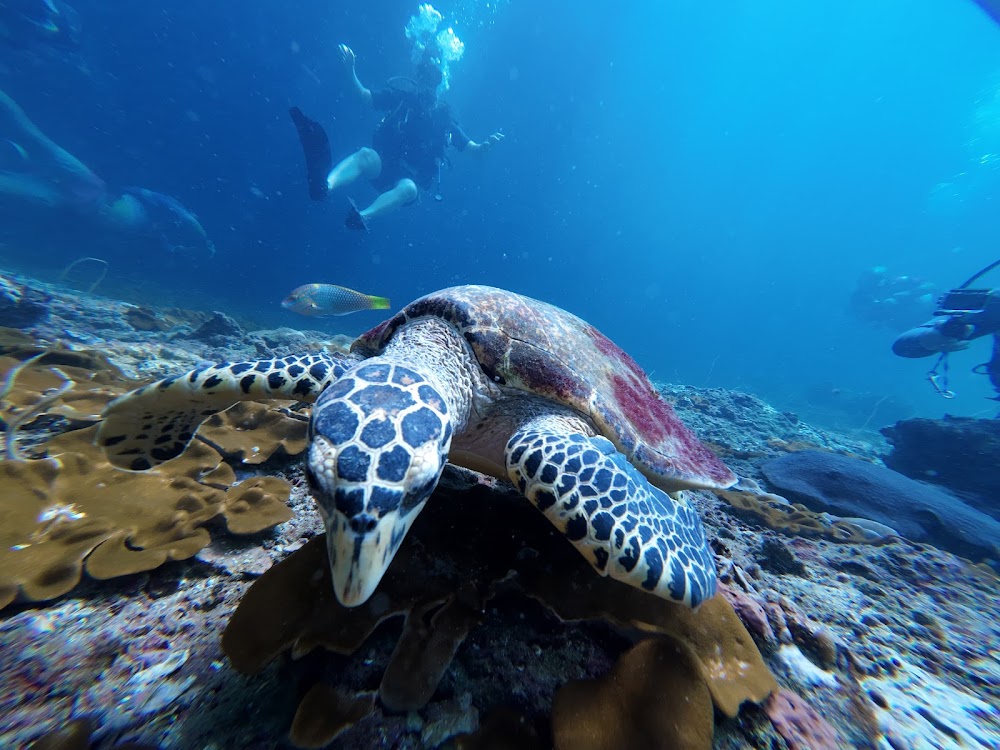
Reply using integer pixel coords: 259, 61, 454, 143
98, 285, 741, 609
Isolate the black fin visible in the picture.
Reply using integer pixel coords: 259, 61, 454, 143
289, 106, 332, 201
345, 198, 369, 233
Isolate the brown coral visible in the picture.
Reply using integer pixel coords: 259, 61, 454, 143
514, 552, 777, 718
552, 637, 713, 750
198, 400, 308, 464
715, 489, 882, 544
289, 685, 375, 749
222, 473, 778, 746
0, 352, 137, 428
0, 425, 292, 610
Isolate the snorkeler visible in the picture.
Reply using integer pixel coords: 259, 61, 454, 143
892, 261, 1000, 404
0, 87, 215, 257
290, 43, 503, 232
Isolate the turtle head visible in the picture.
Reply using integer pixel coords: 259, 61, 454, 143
305, 362, 453, 607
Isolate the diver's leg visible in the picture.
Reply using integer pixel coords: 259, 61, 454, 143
358, 178, 418, 222
327, 147, 382, 192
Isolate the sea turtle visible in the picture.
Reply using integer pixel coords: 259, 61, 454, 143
98, 285, 740, 609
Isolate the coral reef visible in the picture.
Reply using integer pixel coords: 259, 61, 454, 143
881, 415, 1000, 518
0, 424, 292, 609
1, 275, 998, 750
761, 450, 1000, 562
0, 274, 49, 328
764, 688, 842, 750
222, 472, 777, 748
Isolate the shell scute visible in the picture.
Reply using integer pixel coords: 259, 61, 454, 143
356, 285, 737, 491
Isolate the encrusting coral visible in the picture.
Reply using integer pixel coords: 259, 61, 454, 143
222, 472, 779, 749
714, 489, 888, 544
552, 637, 714, 750
197, 400, 308, 464
0, 347, 302, 610
0, 425, 293, 609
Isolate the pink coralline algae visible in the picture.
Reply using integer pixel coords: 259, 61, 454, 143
765, 688, 842, 750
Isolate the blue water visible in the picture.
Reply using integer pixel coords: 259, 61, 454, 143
1, 0, 999, 428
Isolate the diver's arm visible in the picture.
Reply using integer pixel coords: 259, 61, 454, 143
892, 319, 970, 358
463, 132, 505, 153
893, 291, 1000, 358
338, 44, 372, 107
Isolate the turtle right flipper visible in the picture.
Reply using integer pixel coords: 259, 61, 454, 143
98, 353, 351, 471
505, 416, 717, 608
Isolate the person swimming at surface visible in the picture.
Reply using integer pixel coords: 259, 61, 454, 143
0, 87, 215, 258
290, 44, 504, 232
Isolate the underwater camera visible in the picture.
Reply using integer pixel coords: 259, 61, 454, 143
936, 288, 992, 314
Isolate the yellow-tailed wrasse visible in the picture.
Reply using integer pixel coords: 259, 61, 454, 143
281, 284, 391, 317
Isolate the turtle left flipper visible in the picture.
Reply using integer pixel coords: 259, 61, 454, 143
505, 415, 717, 608
98, 353, 352, 471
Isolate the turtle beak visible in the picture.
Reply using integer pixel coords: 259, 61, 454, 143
306, 434, 443, 608
321, 504, 424, 607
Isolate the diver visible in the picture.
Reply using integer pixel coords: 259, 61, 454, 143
0, 87, 215, 258
892, 260, 1000, 405
290, 43, 504, 232
850, 265, 937, 329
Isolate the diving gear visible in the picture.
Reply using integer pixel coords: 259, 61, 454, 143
290, 107, 333, 201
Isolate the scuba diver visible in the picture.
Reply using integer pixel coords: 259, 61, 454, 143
892, 260, 1000, 406
849, 265, 937, 329
0, 87, 215, 258
290, 43, 504, 232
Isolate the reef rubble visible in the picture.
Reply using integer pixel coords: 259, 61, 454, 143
1, 269, 997, 750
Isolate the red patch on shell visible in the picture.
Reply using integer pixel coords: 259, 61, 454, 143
591, 324, 735, 486
609, 372, 674, 443
587, 325, 649, 384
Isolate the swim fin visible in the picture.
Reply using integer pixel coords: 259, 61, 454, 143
345, 198, 369, 233
289, 106, 332, 201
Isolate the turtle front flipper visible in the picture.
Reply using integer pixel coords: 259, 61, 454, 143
98, 353, 351, 471
505, 417, 717, 608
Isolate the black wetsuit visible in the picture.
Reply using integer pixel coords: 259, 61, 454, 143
370, 87, 471, 191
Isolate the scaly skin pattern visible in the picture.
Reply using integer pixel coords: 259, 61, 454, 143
305, 351, 456, 606
98, 353, 352, 470
98, 287, 731, 609
506, 414, 716, 608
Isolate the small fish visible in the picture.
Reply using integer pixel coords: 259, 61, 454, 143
281, 283, 390, 317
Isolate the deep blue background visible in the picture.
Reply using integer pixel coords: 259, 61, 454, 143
1, 0, 999, 428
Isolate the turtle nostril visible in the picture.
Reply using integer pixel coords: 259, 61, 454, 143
349, 513, 378, 534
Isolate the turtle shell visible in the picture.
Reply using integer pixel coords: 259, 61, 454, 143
354, 285, 737, 491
